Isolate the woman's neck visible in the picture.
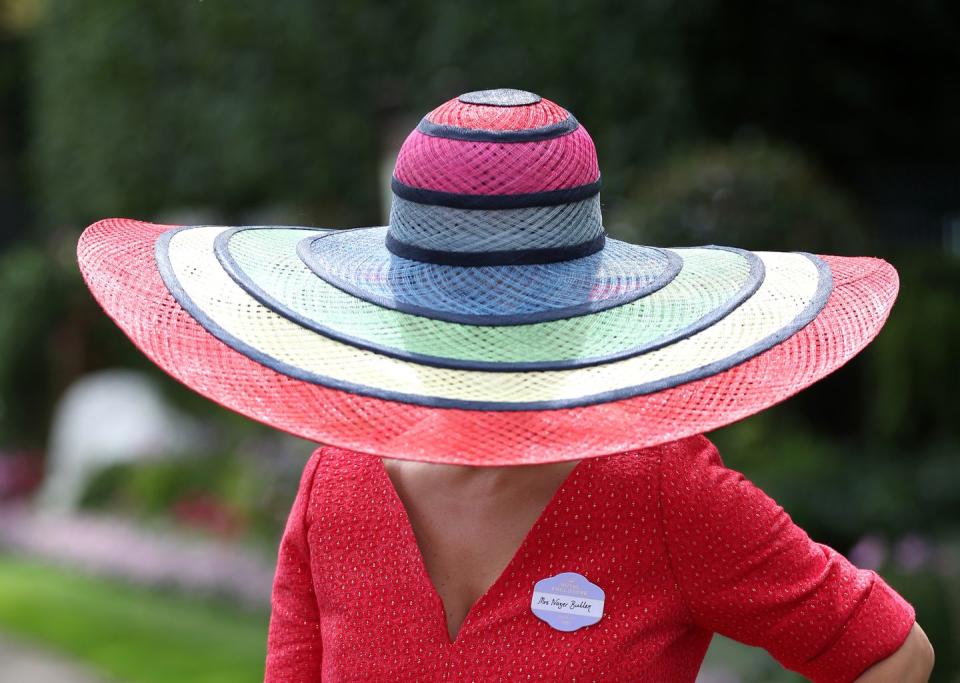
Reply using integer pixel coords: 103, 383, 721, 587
380, 457, 583, 504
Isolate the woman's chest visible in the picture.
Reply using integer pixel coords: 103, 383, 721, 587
305, 454, 708, 680
391, 462, 583, 642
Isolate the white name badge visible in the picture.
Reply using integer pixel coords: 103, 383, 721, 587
530, 571, 605, 632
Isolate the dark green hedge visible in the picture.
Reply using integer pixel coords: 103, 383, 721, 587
31, 0, 707, 229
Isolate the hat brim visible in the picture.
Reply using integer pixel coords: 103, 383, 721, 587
296, 225, 681, 325
78, 218, 898, 465
159, 225, 831, 410
215, 226, 766, 371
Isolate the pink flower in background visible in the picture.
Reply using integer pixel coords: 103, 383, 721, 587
0, 450, 44, 500
893, 533, 934, 574
0, 504, 274, 607
172, 494, 247, 538
848, 534, 887, 570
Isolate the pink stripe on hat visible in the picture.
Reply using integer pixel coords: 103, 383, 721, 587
393, 126, 599, 196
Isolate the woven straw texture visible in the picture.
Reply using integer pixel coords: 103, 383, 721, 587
426, 96, 568, 130
163, 225, 828, 407
388, 195, 604, 253
393, 127, 598, 196
298, 226, 679, 324
219, 227, 761, 369
77, 218, 897, 464
457, 88, 542, 105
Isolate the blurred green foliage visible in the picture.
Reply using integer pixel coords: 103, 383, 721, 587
866, 252, 960, 446
0, 26, 28, 244
684, 2, 960, 170
80, 450, 296, 547
30, 0, 709, 228
0, 243, 71, 443
613, 139, 869, 253
0, 554, 267, 683
0, 240, 91, 444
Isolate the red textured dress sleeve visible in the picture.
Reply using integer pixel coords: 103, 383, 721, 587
658, 435, 916, 683
264, 447, 324, 682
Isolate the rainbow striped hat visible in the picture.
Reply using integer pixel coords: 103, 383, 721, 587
77, 89, 899, 465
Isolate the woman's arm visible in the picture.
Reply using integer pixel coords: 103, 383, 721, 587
264, 448, 325, 681
659, 435, 921, 682
853, 622, 934, 682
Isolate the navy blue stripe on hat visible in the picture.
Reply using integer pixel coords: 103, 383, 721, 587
391, 176, 601, 210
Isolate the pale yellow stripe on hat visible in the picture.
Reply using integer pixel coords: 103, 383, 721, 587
166, 227, 820, 403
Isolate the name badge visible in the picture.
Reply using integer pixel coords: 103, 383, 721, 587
530, 571, 605, 632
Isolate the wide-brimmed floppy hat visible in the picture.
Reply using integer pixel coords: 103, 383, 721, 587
78, 88, 898, 465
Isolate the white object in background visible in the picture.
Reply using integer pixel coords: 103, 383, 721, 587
39, 369, 204, 512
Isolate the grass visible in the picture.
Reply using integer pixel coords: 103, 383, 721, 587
0, 553, 269, 683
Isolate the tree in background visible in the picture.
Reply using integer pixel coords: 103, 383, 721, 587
30, 0, 707, 230
613, 138, 869, 254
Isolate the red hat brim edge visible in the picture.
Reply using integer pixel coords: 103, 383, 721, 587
77, 218, 899, 466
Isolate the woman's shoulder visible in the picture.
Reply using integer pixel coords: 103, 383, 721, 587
595, 433, 722, 482
303, 444, 388, 484
296, 445, 385, 513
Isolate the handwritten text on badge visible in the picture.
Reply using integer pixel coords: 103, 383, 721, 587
530, 571, 605, 631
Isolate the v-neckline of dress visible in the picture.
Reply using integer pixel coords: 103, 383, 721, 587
374, 456, 591, 646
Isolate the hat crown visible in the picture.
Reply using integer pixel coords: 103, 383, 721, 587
388, 89, 603, 266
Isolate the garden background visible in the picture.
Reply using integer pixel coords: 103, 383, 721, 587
0, 1, 957, 681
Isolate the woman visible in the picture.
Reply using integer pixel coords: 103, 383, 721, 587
78, 89, 932, 681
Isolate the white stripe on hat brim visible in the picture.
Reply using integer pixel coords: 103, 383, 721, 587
217, 226, 764, 370
156, 225, 831, 410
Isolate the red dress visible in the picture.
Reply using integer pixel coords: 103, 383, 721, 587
265, 435, 915, 682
